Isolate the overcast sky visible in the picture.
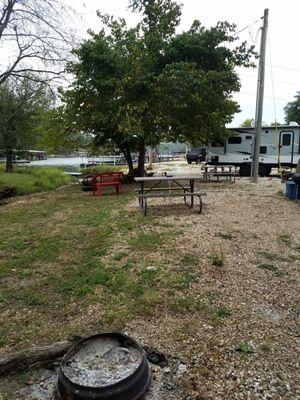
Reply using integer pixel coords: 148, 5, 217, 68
63, 0, 300, 126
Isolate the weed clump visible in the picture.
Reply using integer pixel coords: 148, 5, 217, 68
217, 232, 233, 240
211, 252, 225, 267
235, 341, 253, 354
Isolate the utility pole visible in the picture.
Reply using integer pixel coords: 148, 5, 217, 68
250, 8, 269, 183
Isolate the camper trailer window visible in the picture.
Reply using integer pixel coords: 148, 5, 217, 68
282, 133, 291, 146
260, 146, 267, 154
245, 136, 252, 139
228, 137, 242, 144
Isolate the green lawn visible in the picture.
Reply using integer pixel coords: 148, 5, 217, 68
0, 185, 203, 354
0, 166, 71, 195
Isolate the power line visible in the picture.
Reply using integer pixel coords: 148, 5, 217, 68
266, 64, 300, 73
238, 65, 300, 80
238, 72, 300, 86
268, 36, 278, 122
265, 69, 300, 79
238, 91, 290, 102
233, 18, 262, 37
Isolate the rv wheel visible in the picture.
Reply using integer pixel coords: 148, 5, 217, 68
239, 164, 251, 177
265, 166, 272, 176
258, 165, 267, 177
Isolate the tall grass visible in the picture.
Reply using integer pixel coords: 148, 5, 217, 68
82, 165, 127, 175
0, 166, 72, 195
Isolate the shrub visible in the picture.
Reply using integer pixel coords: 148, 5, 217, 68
82, 165, 125, 176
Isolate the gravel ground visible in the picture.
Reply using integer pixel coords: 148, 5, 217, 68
123, 171, 300, 399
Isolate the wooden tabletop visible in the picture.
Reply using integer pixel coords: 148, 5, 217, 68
134, 175, 202, 182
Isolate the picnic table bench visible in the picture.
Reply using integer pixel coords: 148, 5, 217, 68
92, 172, 123, 197
135, 175, 205, 216
203, 166, 236, 182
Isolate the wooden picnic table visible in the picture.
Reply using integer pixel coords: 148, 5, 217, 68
135, 175, 204, 215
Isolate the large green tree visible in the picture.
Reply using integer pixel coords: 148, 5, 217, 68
0, 78, 51, 172
63, 0, 255, 176
284, 91, 300, 125
35, 106, 93, 154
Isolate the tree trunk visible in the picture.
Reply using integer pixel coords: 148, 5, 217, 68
122, 146, 134, 175
5, 149, 13, 173
114, 140, 134, 176
136, 140, 146, 177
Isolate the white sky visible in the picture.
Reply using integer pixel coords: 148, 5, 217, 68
62, 0, 300, 126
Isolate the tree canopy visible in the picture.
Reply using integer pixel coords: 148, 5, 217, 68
284, 91, 300, 125
0, 78, 51, 171
240, 118, 254, 127
63, 0, 256, 175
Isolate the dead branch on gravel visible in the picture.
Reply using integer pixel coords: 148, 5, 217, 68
0, 338, 81, 375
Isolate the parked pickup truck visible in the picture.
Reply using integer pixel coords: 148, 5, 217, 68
186, 147, 207, 164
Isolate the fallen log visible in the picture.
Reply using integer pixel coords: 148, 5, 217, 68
0, 336, 167, 376
0, 186, 16, 200
0, 337, 81, 376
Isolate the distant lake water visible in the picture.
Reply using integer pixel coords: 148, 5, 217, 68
30, 156, 125, 168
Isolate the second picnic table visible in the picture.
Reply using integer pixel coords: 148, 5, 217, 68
134, 175, 205, 215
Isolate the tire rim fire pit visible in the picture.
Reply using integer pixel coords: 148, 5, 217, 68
57, 333, 151, 400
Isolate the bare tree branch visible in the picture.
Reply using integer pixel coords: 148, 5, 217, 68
0, 0, 76, 89
0, 0, 17, 39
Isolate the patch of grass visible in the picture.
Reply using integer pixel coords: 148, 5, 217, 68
0, 185, 147, 353
278, 233, 291, 245
128, 231, 163, 251
179, 322, 194, 335
57, 263, 111, 297
180, 253, 199, 267
235, 341, 253, 354
217, 232, 233, 240
81, 165, 125, 175
123, 260, 134, 270
216, 307, 231, 318
133, 289, 160, 315
14, 289, 43, 306
170, 296, 210, 314
113, 251, 128, 261
257, 251, 280, 261
116, 217, 135, 231
257, 263, 284, 276
166, 268, 199, 290
139, 267, 159, 287
0, 167, 71, 195
211, 252, 225, 267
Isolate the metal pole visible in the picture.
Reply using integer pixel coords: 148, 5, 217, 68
250, 8, 269, 183
148, 147, 152, 169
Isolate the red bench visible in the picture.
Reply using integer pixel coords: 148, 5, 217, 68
93, 172, 123, 197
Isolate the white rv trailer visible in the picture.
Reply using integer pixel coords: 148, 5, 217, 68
206, 123, 300, 176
